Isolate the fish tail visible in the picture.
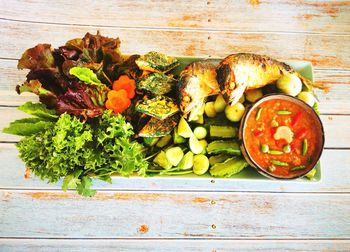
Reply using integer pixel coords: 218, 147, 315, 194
297, 73, 330, 92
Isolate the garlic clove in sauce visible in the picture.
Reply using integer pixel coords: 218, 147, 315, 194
273, 126, 293, 143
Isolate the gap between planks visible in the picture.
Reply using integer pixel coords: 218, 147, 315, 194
1, 188, 350, 195
0, 237, 350, 241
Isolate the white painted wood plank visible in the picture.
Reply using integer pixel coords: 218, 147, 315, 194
1, 239, 350, 252
0, 20, 349, 69
1, 107, 347, 147
0, 143, 348, 193
0, 190, 349, 238
1, 0, 349, 34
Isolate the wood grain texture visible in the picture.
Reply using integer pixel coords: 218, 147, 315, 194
1, 20, 349, 69
0, 144, 348, 193
0, 190, 349, 238
1, 0, 349, 34
1, 239, 350, 252
0, 0, 349, 248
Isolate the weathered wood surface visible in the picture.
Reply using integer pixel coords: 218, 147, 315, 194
1, 239, 350, 252
1, 190, 349, 238
0, 0, 349, 251
1, 20, 349, 69
0, 144, 349, 193
1, 0, 349, 34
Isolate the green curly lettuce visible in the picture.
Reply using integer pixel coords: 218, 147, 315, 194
15, 110, 148, 196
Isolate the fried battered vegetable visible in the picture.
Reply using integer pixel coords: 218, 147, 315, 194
136, 95, 179, 120
138, 115, 178, 137
135, 51, 179, 73
136, 72, 174, 95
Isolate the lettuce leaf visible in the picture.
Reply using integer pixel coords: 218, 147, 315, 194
16, 32, 121, 118
16, 111, 148, 196
17, 44, 55, 70
69, 67, 102, 85
3, 118, 54, 136
18, 102, 58, 120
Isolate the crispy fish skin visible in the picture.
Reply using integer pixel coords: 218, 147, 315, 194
216, 53, 319, 105
178, 60, 220, 119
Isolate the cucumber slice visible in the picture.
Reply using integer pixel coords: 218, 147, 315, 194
177, 151, 194, 170
143, 137, 159, 146
156, 135, 172, 148
193, 126, 207, 139
153, 151, 172, 169
193, 154, 210, 175
178, 117, 193, 138
165, 147, 184, 166
210, 125, 237, 138
206, 140, 241, 155
209, 153, 230, 166
173, 127, 186, 144
189, 135, 204, 154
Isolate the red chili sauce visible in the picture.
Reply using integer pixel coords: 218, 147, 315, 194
244, 99, 321, 178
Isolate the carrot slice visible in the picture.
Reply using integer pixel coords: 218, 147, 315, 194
113, 75, 136, 99
105, 89, 131, 113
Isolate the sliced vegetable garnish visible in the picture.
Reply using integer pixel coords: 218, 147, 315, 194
255, 107, 263, 121
189, 136, 204, 155
112, 75, 136, 99
261, 144, 269, 153
177, 117, 193, 138
166, 147, 184, 166
207, 140, 241, 155
254, 129, 264, 137
283, 144, 291, 153
268, 150, 284, 155
193, 126, 207, 139
136, 95, 179, 120
105, 89, 131, 113
271, 160, 288, 166
302, 139, 308, 156
209, 125, 236, 138
291, 111, 302, 127
291, 165, 306, 171
178, 151, 194, 170
295, 128, 307, 139
193, 154, 210, 175
277, 110, 292, 115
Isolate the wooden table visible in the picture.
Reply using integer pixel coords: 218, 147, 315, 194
0, 1, 349, 251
